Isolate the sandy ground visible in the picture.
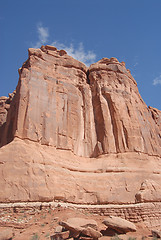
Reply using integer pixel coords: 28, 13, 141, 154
0, 205, 154, 240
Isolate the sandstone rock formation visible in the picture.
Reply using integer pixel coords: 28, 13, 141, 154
135, 179, 161, 203
59, 218, 101, 239
60, 218, 98, 231
0, 45, 161, 228
0, 91, 16, 146
1, 45, 161, 157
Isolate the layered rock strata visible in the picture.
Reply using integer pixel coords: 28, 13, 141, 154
0, 45, 161, 228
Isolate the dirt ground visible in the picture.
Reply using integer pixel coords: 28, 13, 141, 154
0, 205, 154, 240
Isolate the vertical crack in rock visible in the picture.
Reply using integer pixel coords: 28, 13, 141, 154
78, 85, 86, 140
90, 81, 106, 154
86, 69, 90, 85
22, 90, 29, 138
39, 150, 52, 197
101, 92, 120, 152
122, 122, 129, 149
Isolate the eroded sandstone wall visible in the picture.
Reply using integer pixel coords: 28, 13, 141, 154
0, 91, 17, 146
0, 48, 161, 228
0, 46, 98, 157
0, 45, 161, 158
89, 58, 161, 156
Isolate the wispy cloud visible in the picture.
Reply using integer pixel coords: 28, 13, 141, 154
133, 62, 138, 67
32, 23, 49, 48
153, 75, 161, 85
32, 23, 96, 66
52, 41, 96, 66
133, 55, 139, 68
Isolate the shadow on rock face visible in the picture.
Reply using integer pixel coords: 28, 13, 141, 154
101, 227, 121, 237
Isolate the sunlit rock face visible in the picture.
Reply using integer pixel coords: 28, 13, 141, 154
0, 46, 161, 157
0, 46, 161, 229
88, 58, 161, 156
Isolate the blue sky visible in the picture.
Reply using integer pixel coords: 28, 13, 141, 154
1, 0, 161, 110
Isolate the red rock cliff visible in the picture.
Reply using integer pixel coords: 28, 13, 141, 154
1, 46, 161, 229
0, 45, 161, 157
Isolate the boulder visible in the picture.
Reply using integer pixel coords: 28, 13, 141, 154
82, 227, 102, 239
50, 230, 70, 240
59, 218, 98, 237
65, 218, 98, 230
103, 216, 136, 233
59, 221, 82, 236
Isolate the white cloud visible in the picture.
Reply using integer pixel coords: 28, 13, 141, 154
133, 62, 138, 67
32, 23, 49, 48
52, 41, 96, 66
153, 75, 161, 85
38, 25, 49, 43
32, 23, 96, 65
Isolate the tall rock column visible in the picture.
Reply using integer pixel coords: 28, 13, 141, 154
88, 57, 161, 156
0, 46, 97, 157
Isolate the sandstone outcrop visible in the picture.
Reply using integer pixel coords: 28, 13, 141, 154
0, 45, 161, 228
60, 218, 98, 231
88, 58, 161, 156
0, 46, 161, 157
135, 180, 161, 203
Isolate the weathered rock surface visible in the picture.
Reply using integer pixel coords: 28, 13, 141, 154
135, 179, 161, 203
0, 46, 161, 157
103, 216, 136, 233
81, 227, 102, 239
0, 227, 13, 240
65, 218, 98, 230
151, 229, 161, 238
0, 45, 161, 228
51, 230, 70, 240
0, 91, 16, 146
88, 58, 161, 156
59, 218, 100, 239
60, 218, 98, 234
